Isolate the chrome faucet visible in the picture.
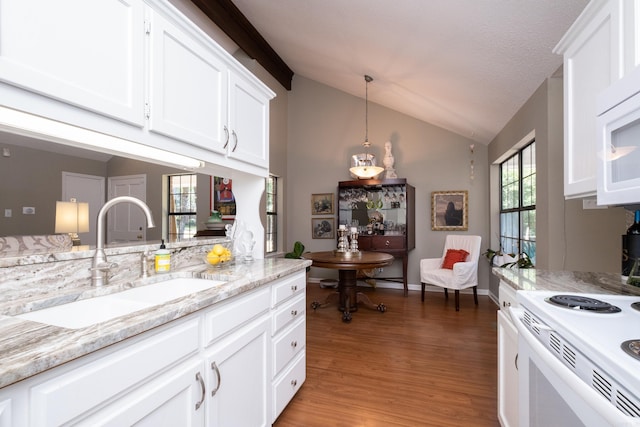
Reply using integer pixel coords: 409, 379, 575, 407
91, 196, 156, 286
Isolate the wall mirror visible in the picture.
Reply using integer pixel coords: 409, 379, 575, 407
0, 130, 214, 249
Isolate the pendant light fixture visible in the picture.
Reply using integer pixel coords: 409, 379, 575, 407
350, 75, 384, 179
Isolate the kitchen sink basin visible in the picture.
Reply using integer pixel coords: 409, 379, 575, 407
16, 277, 225, 329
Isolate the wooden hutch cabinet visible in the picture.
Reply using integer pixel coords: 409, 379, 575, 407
337, 178, 415, 295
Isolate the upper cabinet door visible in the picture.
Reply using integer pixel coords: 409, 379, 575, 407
148, 9, 228, 155
227, 73, 270, 169
555, 0, 619, 199
0, 0, 145, 126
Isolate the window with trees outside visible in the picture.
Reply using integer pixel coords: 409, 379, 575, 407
167, 174, 197, 240
500, 141, 536, 265
265, 175, 277, 254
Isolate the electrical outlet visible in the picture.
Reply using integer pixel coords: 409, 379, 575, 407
4, 209, 11, 218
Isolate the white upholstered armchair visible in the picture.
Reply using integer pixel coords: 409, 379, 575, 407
419, 235, 482, 311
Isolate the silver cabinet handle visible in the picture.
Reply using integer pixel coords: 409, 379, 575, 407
291, 379, 297, 387
385, 240, 390, 246
291, 340, 297, 348
231, 130, 238, 152
223, 126, 230, 149
291, 309, 298, 316
515, 353, 518, 371
211, 361, 221, 396
291, 285, 298, 292
195, 372, 205, 410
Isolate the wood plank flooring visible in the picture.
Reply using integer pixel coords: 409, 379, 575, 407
274, 283, 501, 427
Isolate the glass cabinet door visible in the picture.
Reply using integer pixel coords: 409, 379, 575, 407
338, 184, 407, 235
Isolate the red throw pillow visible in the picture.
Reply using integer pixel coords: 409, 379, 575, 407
441, 249, 469, 269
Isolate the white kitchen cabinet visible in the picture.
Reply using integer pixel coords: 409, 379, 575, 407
29, 317, 201, 426
498, 282, 519, 427
227, 73, 271, 169
0, 0, 274, 176
554, 0, 619, 199
147, 7, 228, 154
0, 400, 9, 427
270, 271, 306, 422
0, 271, 307, 425
205, 315, 271, 427
202, 286, 271, 426
0, 0, 145, 126
75, 359, 205, 426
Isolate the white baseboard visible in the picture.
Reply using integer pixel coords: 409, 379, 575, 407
307, 276, 492, 296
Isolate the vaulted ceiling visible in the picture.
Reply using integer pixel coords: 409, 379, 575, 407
193, 0, 589, 144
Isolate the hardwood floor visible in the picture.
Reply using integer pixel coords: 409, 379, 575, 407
274, 282, 501, 427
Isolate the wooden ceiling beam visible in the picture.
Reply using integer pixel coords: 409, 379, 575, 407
191, 0, 294, 90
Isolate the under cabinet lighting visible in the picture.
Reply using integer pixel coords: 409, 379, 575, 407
0, 106, 205, 170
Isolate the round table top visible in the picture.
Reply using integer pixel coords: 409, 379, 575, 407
302, 251, 394, 270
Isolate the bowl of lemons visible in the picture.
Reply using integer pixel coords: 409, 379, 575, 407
205, 242, 233, 267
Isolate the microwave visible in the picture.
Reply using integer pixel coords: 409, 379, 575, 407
596, 66, 640, 205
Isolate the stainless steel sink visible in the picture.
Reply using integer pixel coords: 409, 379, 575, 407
16, 278, 225, 329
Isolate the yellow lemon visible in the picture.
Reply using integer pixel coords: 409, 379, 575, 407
212, 244, 225, 256
206, 252, 220, 265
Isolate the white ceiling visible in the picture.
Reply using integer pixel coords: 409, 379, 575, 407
231, 0, 589, 144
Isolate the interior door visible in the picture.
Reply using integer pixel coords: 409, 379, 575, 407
61, 172, 105, 247
107, 174, 147, 243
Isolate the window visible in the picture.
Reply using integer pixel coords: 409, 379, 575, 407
265, 175, 277, 254
167, 174, 197, 240
500, 141, 536, 264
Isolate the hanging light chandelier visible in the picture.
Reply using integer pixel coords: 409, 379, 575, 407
349, 75, 384, 179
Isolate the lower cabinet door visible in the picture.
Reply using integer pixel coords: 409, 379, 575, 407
76, 359, 205, 426
205, 315, 270, 427
498, 310, 519, 427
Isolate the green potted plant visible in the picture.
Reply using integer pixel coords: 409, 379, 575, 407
285, 241, 310, 272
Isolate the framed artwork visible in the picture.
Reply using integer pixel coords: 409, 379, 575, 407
211, 176, 236, 218
311, 193, 334, 215
431, 190, 468, 231
311, 218, 335, 239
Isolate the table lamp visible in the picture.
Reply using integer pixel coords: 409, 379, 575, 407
55, 200, 89, 246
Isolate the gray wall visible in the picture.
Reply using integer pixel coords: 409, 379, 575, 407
0, 143, 107, 236
286, 76, 491, 290
488, 70, 627, 281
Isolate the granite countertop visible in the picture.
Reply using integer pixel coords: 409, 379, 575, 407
493, 267, 640, 296
0, 257, 312, 390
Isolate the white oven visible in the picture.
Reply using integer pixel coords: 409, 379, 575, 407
596, 66, 640, 205
510, 291, 640, 427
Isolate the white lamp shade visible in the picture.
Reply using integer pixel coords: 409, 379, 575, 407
350, 153, 384, 179
55, 201, 90, 233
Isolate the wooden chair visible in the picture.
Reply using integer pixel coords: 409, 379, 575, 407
419, 235, 482, 311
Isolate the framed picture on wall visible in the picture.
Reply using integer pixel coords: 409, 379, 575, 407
211, 176, 236, 219
311, 218, 335, 239
311, 193, 334, 215
431, 190, 468, 231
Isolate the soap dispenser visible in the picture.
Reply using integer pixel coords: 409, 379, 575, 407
155, 240, 171, 273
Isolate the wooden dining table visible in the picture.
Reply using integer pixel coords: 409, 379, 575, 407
302, 250, 395, 322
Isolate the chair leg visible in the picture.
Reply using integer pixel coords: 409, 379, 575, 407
444, 288, 448, 299
455, 290, 460, 311
421, 283, 425, 302
473, 286, 478, 306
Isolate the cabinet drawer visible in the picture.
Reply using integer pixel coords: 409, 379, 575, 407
272, 293, 306, 334
371, 235, 404, 250
273, 317, 305, 376
272, 352, 305, 422
30, 318, 200, 426
271, 271, 306, 307
204, 287, 270, 346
